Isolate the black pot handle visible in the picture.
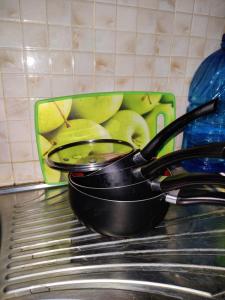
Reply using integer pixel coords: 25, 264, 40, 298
140, 142, 225, 179
165, 187, 225, 205
136, 98, 218, 162
151, 173, 225, 192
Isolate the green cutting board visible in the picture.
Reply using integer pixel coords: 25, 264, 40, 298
35, 91, 176, 185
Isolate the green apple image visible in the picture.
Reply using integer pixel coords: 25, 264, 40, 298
122, 93, 162, 115
69, 94, 123, 124
145, 103, 175, 157
50, 119, 113, 165
103, 110, 149, 150
39, 135, 61, 183
38, 99, 72, 134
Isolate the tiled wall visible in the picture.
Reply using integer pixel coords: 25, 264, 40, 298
0, 0, 225, 187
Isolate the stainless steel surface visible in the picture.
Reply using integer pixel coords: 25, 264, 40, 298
0, 183, 67, 195
0, 186, 225, 299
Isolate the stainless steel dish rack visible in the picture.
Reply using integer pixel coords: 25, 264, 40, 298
0, 185, 225, 299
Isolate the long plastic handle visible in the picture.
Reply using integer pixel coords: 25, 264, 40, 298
159, 173, 225, 192
165, 187, 225, 205
139, 98, 218, 160
141, 142, 225, 179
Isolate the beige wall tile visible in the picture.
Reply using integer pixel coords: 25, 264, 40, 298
95, 53, 115, 74
118, 0, 137, 6
50, 51, 73, 74
21, 0, 46, 23
95, 76, 114, 92
136, 33, 155, 55
71, 1, 94, 27
0, 164, 13, 187
13, 161, 35, 184
170, 57, 186, 76
117, 5, 137, 31
0, 49, 24, 73
51, 75, 74, 96
188, 37, 205, 57
115, 54, 135, 76
25, 50, 50, 74
191, 15, 208, 37
175, 0, 194, 13
74, 75, 94, 92
72, 28, 94, 51
2, 74, 27, 97
150, 77, 168, 91
156, 11, 174, 34
204, 39, 220, 57
0, 121, 8, 143
138, 0, 158, 9
186, 58, 202, 77
172, 36, 189, 56
27, 75, 51, 97
0, 98, 6, 121
7, 120, 31, 142
174, 13, 192, 35
210, 0, 225, 18
0, 142, 11, 163
167, 77, 184, 96
11, 141, 33, 162
135, 55, 154, 76
116, 32, 136, 53
0, 21, 22, 48
96, 30, 116, 53
115, 76, 133, 90
34, 160, 44, 182
154, 35, 172, 56
134, 77, 151, 90
0, 0, 20, 21
137, 8, 156, 33
0, 78, 3, 97
96, 0, 117, 4
5, 98, 30, 120
49, 26, 72, 50
207, 17, 225, 39
95, 3, 116, 29
47, 0, 71, 25
194, 0, 211, 15
154, 56, 170, 76
23, 23, 48, 48
74, 52, 94, 75
159, 0, 176, 12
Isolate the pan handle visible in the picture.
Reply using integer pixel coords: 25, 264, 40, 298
151, 173, 225, 192
165, 187, 225, 205
140, 142, 225, 179
133, 98, 218, 164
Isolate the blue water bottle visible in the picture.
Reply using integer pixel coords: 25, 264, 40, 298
182, 34, 225, 173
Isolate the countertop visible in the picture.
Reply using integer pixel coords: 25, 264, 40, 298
0, 184, 225, 299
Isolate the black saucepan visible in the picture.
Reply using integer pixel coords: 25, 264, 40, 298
70, 142, 225, 188
47, 99, 218, 177
69, 172, 225, 237
68, 142, 225, 237
85, 98, 218, 174
71, 99, 219, 188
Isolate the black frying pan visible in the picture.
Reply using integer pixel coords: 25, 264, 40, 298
69, 173, 225, 237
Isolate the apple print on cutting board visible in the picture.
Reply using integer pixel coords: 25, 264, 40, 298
36, 92, 175, 184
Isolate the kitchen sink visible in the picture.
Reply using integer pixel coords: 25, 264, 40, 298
0, 185, 225, 299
